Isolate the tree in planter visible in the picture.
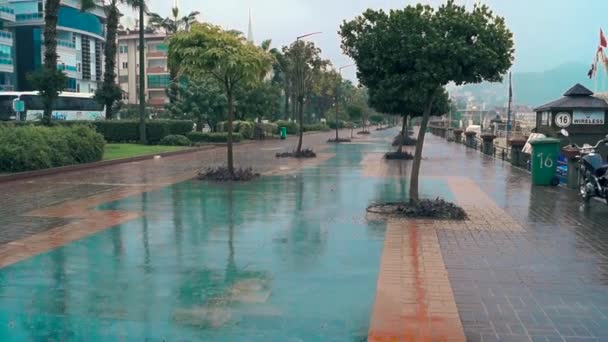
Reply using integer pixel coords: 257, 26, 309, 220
370, 113, 384, 128
346, 103, 363, 138
168, 23, 272, 178
96, 0, 140, 120
341, 1, 513, 201
167, 76, 226, 132
30, 0, 95, 125
283, 40, 329, 155
235, 81, 282, 121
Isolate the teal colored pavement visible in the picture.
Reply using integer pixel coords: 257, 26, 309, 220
0, 129, 452, 341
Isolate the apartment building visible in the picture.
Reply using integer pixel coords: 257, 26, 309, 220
117, 29, 170, 107
0, 1, 15, 90
9, 0, 107, 93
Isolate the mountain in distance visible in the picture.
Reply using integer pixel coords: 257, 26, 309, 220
451, 62, 596, 108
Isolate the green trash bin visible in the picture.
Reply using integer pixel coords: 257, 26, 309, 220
280, 127, 287, 140
529, 138, 561, 186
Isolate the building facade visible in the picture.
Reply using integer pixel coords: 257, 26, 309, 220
117, 30, 170, 107
0, 1, 16, 90
8, 0, 106, 93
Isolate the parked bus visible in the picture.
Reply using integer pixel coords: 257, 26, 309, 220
0, 91, 104, 121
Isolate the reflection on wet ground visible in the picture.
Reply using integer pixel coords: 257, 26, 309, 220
1, 129, 608, 341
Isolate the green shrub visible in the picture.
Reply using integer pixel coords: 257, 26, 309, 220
261, 122, 278, 136
165, 120, 194, 136
217, 121, 255, 139
159, 134, 191, 146
275, 120, 299, 134
303, 123, 330, 132
328, 120, 347, 129
0, 125, 105, 172
187, 132, 243, 143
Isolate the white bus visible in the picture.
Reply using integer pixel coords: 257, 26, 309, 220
0, 91, 104, 121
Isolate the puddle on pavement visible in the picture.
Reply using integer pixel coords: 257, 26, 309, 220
0, 129, 454, 340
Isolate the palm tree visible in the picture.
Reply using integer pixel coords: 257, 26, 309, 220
96, 0, 139, 120
147, 7, 199, 104
34, 0, 95, 124
137, 0, 146, 143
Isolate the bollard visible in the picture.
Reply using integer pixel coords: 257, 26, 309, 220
562, 146, 580, 189
453, 129, 463, 144
480, 134, 496, 156
446, 128, 455, 142
508, 138, 527, 168
464, 131, 477, 149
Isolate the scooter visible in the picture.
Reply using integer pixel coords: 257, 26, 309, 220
561, 129, 608, 204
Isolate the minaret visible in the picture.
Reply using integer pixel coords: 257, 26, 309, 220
247, 9, 254, 44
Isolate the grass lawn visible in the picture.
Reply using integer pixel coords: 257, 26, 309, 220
103, 144, 189, 161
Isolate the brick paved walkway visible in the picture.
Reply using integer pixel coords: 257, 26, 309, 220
1, 129, 608, 341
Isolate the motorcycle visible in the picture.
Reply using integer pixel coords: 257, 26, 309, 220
561, 129, 608, 204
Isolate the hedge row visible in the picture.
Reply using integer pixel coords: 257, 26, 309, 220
0, 120, 194, 144
275, 120, 299, 134
0, 125, 105, 172
303, 123, 331, 132
187, 132, 243, 143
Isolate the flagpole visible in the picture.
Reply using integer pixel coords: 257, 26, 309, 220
506, 72, 512, 141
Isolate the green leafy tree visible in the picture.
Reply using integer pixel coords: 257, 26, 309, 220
283, 40, 328, 153
168, 76, 226, 131
236, 81, 281, 121
346, 103, 363, 137
31, 0, 95, 125
148, 6, 200, 104
341, 1, 514, 200
169, 23, 272, 176
96, 0, 140, 120
369, 113, 384, 127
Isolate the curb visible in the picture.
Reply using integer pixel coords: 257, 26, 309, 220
0, 130, 332, 184
0, 145, 218, 184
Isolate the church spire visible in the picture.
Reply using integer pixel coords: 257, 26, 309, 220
247, 9, 254, 44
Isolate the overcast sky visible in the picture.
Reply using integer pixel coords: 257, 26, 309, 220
127, 0, 608, 81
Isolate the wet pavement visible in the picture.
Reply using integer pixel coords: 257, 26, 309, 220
1, 128, 608, 341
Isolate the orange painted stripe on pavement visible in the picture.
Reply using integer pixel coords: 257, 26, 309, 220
368, 219, 465, 342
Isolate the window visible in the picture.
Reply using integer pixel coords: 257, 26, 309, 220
147, 74, 170, 89
77, 62, 81, 72
37, 1, 42, 12
119, 75, 128, 83
0, 44, 11, 58
122, 62, 128, 69
122, 92, 129, 100
119, 45, 128, 54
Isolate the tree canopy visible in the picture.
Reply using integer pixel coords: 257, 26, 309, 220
168, 23, 272, 175
341, 0, 514, 200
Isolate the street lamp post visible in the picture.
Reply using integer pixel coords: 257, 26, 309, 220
292, 31, 322, 152
335, 64, 355, 141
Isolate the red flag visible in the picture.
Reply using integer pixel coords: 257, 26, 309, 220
601, 29, 607, 48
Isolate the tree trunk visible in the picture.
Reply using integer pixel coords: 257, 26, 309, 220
335, 96, 339, 141
42, 0, 60, 125
138, 5, 146, 144
410, 94, 437, 202
197, 114, 204, 132
227, 90, 235, 176
398, 116, 407, 154
283, 88, 289, 120
296, 97, 304, 153
103, 3, 119, 120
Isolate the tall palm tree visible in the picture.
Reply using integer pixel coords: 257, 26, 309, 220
96, 0, 139, 120
147, 7, 199, 103
137, 0, 146, 143
35, 0, 95, 124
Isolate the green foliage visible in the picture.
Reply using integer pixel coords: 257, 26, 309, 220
346, 104, 364, 122
218, 120, 254, 139
370, 113, 385, 124
46, 120, 193, 143
236, 81, 282, 121
260, 122, 278, 137
166, 76, 226, 131
187, 132, 243, 143
341, 1, 514, 200
328, 120, 348, 129
0, 125, 105, 172
28, 68, 67, 125
159, 134, 191, 146
302, 123, 330, 132
274, 120, 298, 134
